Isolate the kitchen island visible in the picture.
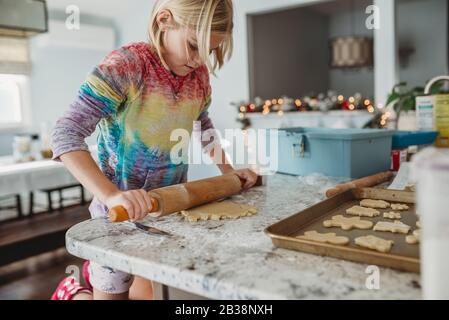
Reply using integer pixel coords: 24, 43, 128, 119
66, 173, 421, 299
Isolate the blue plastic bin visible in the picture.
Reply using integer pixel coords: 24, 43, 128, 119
273, 127, 394, 178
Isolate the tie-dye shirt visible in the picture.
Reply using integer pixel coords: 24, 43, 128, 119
51, 42, 214, 216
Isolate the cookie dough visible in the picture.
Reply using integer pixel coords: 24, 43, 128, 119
355, 235, 394, 253
346, 205, 380, 217
296, 231, 349, 245
180, 201, 257, 222
323, 215, 373, 230
406, 229, 421, 244
373, 220, 411, 234
360, 199, 390, 209
383, 211, 402, 220
391, 203, 410, 211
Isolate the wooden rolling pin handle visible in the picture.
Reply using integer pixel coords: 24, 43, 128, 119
108, 197, 159, 222
325, 171, 393, 198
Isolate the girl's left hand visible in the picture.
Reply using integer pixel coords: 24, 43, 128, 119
230, 168, 258, 190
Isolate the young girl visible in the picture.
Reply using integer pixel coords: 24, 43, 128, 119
50, 0, 257, 300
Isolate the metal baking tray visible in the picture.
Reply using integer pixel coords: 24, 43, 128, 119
265, 188, 419, 273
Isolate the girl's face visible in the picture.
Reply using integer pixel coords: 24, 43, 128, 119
157, 10, 226, 76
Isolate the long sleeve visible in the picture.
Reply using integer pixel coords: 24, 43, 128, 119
198, 95, 214, 132
51, 45, 143, 161
192, 64, 217, 151
196, 81, 219, 151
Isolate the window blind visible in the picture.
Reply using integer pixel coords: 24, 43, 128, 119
0, 36, 30, 75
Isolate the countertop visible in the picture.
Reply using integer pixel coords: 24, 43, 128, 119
66, 173, 421, 299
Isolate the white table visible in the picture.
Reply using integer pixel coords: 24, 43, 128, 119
0, 157, 78, 198
0, 146, 98, 197
0, 146, 98, 216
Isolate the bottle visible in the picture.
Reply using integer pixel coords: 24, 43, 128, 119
12, 135, 31, 163
40, 122, 53, 159
31, 134, 40, 160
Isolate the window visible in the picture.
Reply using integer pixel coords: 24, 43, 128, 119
0, 74, 25, 127
0, 36, 30, 129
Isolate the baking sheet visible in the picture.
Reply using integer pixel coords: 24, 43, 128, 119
265, 188, 419, 273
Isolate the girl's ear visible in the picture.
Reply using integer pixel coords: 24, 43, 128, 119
156, 9, 175, 31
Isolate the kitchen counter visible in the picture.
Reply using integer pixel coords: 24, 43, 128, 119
66, 173, 421, 299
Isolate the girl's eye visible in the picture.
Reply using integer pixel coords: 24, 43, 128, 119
188, 42, 198, 51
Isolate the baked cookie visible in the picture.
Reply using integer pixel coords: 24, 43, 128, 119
383, 211, 402, 220
296, 231, 349, 245
360, 199, 390, 209
373, 220, 411, 234
406, 229, 421, 244
346, 206, 380, 217
355, 235, 394, 253
323, 215, 373, 230
391, 203, 410, 211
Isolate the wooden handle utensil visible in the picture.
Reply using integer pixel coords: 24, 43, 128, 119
325, 171, 394, 198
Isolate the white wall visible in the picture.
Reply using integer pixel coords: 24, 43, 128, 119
114, 0, 155, 46
374, 0, 398, 105
29, 43, 112, 131
28, 18, 116, 145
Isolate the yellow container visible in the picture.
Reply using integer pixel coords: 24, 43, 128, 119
434, 94, 449, 148
420, 76, 449, 148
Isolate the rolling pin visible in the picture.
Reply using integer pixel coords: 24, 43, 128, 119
109, 173, 260, 222
325, 171, 394, 198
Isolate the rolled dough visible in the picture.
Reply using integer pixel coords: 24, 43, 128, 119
180, 201, 257, 222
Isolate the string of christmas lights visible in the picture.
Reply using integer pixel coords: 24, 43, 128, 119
232, 92, 391, 129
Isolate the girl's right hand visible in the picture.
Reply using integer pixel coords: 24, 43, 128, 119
104, 189, 154, 221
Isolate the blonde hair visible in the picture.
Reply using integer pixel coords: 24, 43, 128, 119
149, 0, 234, 74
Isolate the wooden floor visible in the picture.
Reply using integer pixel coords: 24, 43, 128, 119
0, 203, 90, 300
0, 203, 206, 300
0, 248, 85, 300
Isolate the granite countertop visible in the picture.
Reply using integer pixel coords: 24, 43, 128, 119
66, 173, 422, 299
